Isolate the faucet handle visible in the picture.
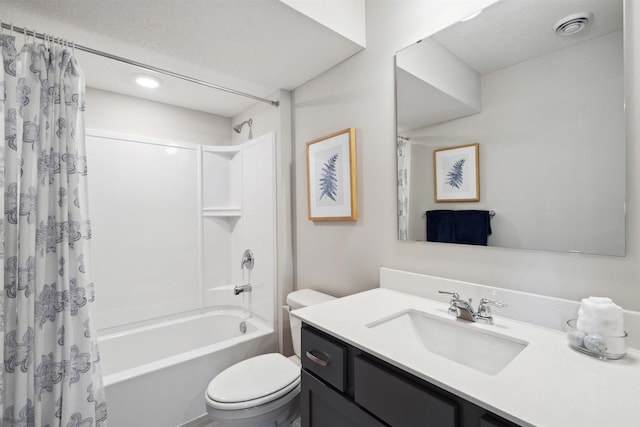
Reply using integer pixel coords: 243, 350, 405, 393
439, 291, 461, 316
438, 290, 460, 300
477, 298, 507, 318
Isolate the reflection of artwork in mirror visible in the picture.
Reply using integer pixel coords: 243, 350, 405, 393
306, 128, 357, 221
434, 143, 479, 202
395, 0, 625, 256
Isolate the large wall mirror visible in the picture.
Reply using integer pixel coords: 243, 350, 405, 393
396, 0, 625, 256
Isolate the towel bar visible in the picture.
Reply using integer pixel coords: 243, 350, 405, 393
423, 209, 496, 218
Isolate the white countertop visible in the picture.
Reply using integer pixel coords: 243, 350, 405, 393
292, 288, 640, 427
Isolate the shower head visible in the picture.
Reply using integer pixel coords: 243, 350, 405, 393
233, 118, 253, 134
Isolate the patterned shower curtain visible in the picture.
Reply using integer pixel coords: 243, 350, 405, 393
397, 137, 411, 240
0, 34, 107, 426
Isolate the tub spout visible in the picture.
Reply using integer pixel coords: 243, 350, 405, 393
234, 283, 252, 295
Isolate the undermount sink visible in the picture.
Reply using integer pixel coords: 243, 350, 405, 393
367, 309, 528, 375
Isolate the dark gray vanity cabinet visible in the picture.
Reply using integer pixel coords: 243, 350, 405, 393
300, 324, 521, 427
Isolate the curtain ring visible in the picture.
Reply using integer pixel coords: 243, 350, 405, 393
23, 26, 27, 44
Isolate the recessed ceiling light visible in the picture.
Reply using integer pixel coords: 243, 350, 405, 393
133, 74, 161, 89
460, 10, 482, 22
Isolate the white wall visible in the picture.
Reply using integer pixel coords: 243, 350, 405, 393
406, 31, 624, 255
292, 0, 640, 311
280, 0, 366, 47
86, 88, 231, 146
396, 37, 480, 111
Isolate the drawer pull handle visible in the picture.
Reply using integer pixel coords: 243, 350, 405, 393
306, 350, 330, 367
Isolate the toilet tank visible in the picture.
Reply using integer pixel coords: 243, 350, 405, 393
287, 289, 335, 358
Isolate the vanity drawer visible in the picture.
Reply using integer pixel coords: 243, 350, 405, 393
301, 325, 347, 392
354, 356, 458, 427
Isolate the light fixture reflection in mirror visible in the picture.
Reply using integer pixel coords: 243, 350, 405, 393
395, 0, 625, 256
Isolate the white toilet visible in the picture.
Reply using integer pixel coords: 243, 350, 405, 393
205, 289, 335, 427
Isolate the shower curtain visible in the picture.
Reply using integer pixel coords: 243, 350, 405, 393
0, 34, 107, 426
397, 137, 411, 240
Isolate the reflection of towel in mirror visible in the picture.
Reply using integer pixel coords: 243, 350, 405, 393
426, 210, 492, 246
425, 210, 455, 243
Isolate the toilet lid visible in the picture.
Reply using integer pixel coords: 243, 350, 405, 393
207, 353, 300, 409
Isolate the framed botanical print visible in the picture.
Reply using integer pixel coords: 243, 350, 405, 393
434, 143, 479, 202
306, 128, 357, 220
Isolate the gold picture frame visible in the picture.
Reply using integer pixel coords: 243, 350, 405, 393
306, 128, 358, 220
434, 143, 480, 202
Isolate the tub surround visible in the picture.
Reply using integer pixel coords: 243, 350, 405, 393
292, 274, 640, 426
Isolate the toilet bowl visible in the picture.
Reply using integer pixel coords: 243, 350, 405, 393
205, 289, 335, 427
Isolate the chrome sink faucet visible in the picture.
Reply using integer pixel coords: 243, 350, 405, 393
438, 291, 506, 325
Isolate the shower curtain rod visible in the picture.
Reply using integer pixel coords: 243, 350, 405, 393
0, 22, 280, 107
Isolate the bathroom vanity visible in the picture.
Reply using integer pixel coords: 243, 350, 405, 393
301, 324, 517, 426
292, 274, 640, 427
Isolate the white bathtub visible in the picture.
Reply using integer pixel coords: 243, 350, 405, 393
99, 309, 276, 427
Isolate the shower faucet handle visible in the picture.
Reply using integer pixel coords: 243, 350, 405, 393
240, 249, 254, 270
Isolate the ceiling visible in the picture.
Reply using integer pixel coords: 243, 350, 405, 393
432, 0, 622, 75
0, 0, 364, 117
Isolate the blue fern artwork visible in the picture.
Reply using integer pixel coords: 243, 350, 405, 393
446, 158, 465, 189
319, 153, 339, 201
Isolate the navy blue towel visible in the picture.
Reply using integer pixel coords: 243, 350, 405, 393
426, 210, 456, 244
426, 210, 492, 246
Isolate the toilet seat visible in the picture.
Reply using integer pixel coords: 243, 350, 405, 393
206, 353, 301, 410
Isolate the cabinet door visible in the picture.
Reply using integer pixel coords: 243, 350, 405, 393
354, 356, 458, 427
301, 371, 387, 427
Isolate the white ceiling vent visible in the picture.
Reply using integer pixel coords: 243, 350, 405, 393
554, 12, 593, 36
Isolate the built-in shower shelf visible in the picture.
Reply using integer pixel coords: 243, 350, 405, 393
203, 207, 242, 217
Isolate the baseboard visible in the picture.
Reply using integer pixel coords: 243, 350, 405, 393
178, 414, 216, 427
